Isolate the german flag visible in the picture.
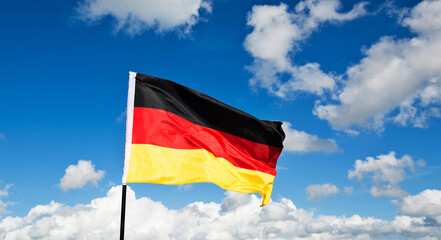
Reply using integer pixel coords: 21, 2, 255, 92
122, 72, 285, 206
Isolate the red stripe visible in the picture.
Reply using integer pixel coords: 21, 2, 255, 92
132, 107, 282, 176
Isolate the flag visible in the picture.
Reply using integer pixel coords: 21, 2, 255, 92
122, 72, 285, 206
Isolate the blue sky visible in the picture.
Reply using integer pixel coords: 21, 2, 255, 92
1, 0, 441, 239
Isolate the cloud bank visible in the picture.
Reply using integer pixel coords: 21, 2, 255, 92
1, 186, 441, 239
76, 0, 212, 36
59, 160, 105, 191
394, 189, 441, 225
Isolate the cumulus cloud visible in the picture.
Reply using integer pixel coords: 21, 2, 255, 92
76, 0, 212, 36
314, 0, 441, 131
245, 0, 441, 131
1, 186, 440, 239
394, 189, 441, 225
305, 183, 339, 200
59, 160, 105, 191
282, 122, 339, 153
244, 0, 367, 97
348, 152, 424, 197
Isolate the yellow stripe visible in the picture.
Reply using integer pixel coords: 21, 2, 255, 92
126, 144, 275, 206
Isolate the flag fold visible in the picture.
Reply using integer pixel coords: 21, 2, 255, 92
123, 72, 285, 206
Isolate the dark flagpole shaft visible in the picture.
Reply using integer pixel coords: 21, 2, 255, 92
120, 184, 127, 240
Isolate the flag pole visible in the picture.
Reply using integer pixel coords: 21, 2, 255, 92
121, 72, 135, 240
120, 184, 127, 240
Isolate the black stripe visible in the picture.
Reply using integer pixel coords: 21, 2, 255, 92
134, 73, 285, 148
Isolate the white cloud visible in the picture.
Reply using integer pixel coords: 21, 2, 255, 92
402, 0, 441, 36
59, 160, 105, 191
0, 133, 5, 141
1, 186, 440, 239
116, 110, 126, 123
306, 183, 340, 200
244, 0, 367, 97
0, 185, 11, 198
0, 184, 13, 216
314, 0, 441, 131
344, 186, 354, 195
296, 0, 368, 22
76, 0, 211, 36
348, 152, 423, 197
178, 184, 193, 191
344, 129, 360, 136
282, 122, 339, 153
245, 0, 441, 132
394, 189, 441, 225
0, 201, 9, 216
245, 4, 297, 71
